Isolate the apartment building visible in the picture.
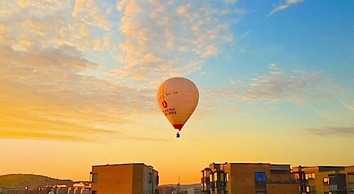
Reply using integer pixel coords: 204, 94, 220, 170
90, 163, 159, 194
201, 162, 298, 194
292, 165, 354, 194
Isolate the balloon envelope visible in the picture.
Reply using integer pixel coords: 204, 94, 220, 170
157, 77, 199, 131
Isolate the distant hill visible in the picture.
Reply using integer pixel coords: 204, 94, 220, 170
0, 174, 73, 188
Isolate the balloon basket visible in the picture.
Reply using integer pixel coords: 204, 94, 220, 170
176, 132, 180, 138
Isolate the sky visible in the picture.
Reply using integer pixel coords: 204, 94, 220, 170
1, 0, 354, 184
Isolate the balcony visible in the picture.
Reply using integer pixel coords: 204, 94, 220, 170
329, 184, 347, 192
330, 184, 338, 191
267, 179, 298, 184
348, 182, 354, 191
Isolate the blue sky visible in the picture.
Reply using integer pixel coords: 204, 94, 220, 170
0, 0, 353, 184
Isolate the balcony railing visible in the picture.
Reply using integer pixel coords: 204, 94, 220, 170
329, 184, 347, 192
267, 179, 298, 184
330, 184, 338, 191
348, 182, 354, 191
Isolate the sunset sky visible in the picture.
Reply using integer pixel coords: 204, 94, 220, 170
1, 0, 354, 184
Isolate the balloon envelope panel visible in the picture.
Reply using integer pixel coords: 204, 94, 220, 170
157, 77, 199, 131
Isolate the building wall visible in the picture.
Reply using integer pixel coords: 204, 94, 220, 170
142, 165, 159, 194
158, 186, 175, 194
132, 164, 143, 194
202, 163, 298, 194
313, 171, 330, 194
347, 166, 354, 194
91, 163, 158, 194
267, 168, 298, 194
225, 163, 270, 194
267, 183, 298, 194
91, 164, 134, 194
291, 166, 354, 194
298, 166, 321, 193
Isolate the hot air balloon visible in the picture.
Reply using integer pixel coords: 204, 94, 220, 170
157, 77, 199, 138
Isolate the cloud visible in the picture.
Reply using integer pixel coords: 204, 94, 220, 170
1, 1, 111, 52
122, 135, 167, 142
339, 98, 354, 111
72, 0, 110, 31
0, 0, 244, 141
176, 4, 191, 17
224, 0, 237, 4
0, 48, 153, 141
269, 0, 304, 16
201, 44, 219, 58
0, 1, 155, 141
207, 64, 338, 102
113, 0, 238, 81
304, 127, 354, 137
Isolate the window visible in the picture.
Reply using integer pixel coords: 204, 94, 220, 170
91, 173, 98, 183
203, 168, 211, 177
92, 191, 97, 194
220, 172, 224, 182
149, 172, 152, 183
305, 173, 316, 180
255, 172, 266, 188
255, 172, 266, 182
306, 186, 316, 192
295, 173, 300, 180
213, 172, 218, 181
323, 177, 329, 185
213, 172, 218, 188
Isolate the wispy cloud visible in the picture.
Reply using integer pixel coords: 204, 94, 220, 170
0, 1, 111, 52
0, 1, 244, 140
304, 126, 354, 136
112, 0, 238, 81
122, 135, 168, 142
268, 0, 304, 16
207, 64, 337, 102
339, 98, 354, 111
0, 0, 156, 141
225, 0, 237, 4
